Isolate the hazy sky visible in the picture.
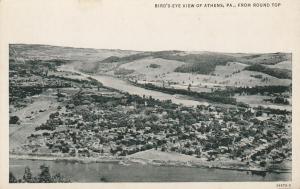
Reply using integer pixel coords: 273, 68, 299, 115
1, 0, 298, 52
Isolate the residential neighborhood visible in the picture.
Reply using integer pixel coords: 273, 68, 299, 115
9, 44, 292, 182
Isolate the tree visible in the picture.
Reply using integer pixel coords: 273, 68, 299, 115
9, 172, 17, 183
149, 113, 159, 122
260, 160, 267, 167
38, 164, 52, 183
23, 166, 32, 182
9, 116, 19, 124
10, 165, 70, 183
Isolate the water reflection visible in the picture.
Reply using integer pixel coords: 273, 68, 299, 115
9, 159, 291, 182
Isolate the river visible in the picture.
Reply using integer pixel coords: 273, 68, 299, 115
45, 65, 291, 182
58, 65, 208, 107
9, 159, 290, 182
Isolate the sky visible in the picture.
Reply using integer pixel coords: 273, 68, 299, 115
1, 0, 299, 53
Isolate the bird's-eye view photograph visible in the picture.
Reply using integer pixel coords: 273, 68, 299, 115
8, 44, 292, 183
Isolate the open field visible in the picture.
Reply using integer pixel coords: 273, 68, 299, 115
128, 149, 200, 162
9, 95, 60, 151
118, 57, 185, 77
234, 95, 291, 111
111, 59, 292, 94
268, 61, 292, 70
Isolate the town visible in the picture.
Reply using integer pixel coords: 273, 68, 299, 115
9, 55, 291, 173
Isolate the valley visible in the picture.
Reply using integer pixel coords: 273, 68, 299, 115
9, 44, 292, 182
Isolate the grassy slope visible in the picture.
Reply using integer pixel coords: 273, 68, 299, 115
11, 44, 292, 84
102, 50, 292, 77
268, 61, 292, 70
118, 57, 185, 77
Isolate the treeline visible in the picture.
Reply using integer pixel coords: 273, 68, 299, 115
9, 164, 70, 183
132, 82, 237, 105
101, 53, 150, 63
256, 106, 291, 115
9, 86, 43, 100
149, 63, 161, 68
17, 59, 69, 71
264, 97, 290, 105
81, 92, 177, 110
114, 68, 135, 75
232, 85, 291, 95
25, 59, 69, 66
49, 75, 103, 87
9, 81, 71, 105
173, 54, 235, 74
130, 81, 291, 107
174, 62, 223, 74
237, 53, 290, 65
244, 64, 292, 79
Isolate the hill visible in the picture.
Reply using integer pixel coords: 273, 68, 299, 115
101, 51, 291, 75
10, 44, 292, 86
244, 64, 292, 79
9, 44, 139, 73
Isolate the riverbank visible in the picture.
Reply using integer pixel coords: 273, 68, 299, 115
10, 158, 291, 182
57, 65, 208, 106
9, 149, 291, 174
